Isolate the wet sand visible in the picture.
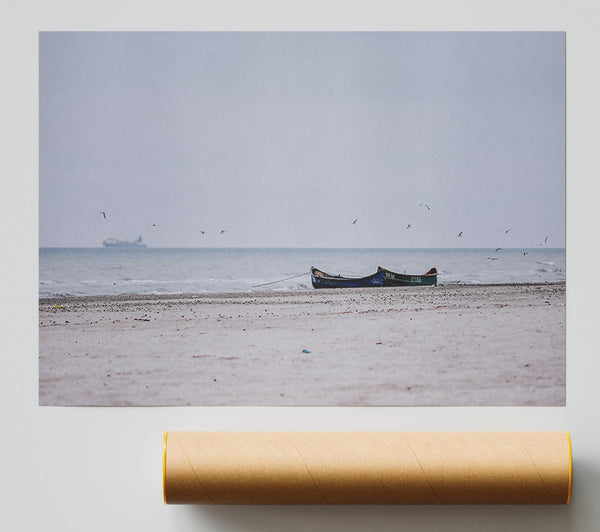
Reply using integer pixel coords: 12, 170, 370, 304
39, 283, 565, 406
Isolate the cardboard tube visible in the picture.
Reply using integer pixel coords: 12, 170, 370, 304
163, 431, 572, 505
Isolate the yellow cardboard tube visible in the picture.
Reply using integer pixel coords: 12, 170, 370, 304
163, 431, 572, 505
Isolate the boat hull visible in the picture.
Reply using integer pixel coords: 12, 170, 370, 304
311, 268, 384, 289
103, 242, 147, 248
377, 266, 438, 286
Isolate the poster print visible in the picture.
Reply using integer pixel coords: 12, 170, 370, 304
39, 32, 565, 405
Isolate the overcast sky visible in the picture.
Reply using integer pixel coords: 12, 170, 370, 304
39, 32, 565, 248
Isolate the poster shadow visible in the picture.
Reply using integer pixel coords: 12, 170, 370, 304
184, 503, 572, 532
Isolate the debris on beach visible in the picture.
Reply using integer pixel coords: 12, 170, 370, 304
302, 349, 311, 353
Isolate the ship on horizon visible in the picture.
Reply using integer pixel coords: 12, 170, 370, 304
102, 236, 147, 248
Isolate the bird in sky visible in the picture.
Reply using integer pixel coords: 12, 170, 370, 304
505, 229, 511, 234
495, 248, 502, 253
545, 236, 549, 243
457, 231, 463, 237
100, 211, 107, 219
523, 251, 528, 256
352, 218, 358, 225
220, 230, 226, 234
200, 230, 205, 234
487, 257, 498, 260
406, 224, 412, 230
419, 203, 431, 210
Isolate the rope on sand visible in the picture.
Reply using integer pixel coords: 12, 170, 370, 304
252, 271, 310, 288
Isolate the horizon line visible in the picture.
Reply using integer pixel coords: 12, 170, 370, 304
39, 245, 566, 250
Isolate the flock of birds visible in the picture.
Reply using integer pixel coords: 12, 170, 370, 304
100, 204, 551, 253
100, 211, 226, 236
348, 203, 551, 258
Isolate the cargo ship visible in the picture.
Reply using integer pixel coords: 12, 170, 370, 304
102, 236, 147, 248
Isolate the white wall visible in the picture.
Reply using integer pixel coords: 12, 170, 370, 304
2, 2, 599, 530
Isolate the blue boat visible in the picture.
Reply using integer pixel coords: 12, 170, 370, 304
310, 267, 384, 289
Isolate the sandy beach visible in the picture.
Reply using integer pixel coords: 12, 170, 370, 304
39, 283, 565, 406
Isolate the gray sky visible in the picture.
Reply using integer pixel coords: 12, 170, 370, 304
39, 32, 565, 248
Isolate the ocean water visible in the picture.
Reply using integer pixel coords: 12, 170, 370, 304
39, 247, 565, 297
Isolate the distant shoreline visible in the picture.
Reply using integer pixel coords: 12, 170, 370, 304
39, 280, 566, 306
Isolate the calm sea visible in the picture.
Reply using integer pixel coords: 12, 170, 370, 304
39, 247, 565, 297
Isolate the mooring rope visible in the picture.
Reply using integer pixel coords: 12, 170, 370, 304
252, 270, 310, 288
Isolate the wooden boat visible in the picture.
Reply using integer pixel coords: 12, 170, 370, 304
377, 266, 438, 286
311, 267, 384, 289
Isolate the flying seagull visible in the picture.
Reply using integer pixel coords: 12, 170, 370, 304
220, 230, 226, 234
544, 236, 549, 243
352, 218, 358, 225
457, 231, 463, 237
100, 211, 107, 219
419, 203, 431, 210
406, 224, 412, 230
523, 251, 528, 256
200, 230, 205, 234
504, 229, 511, 234
495, 248, 502, 253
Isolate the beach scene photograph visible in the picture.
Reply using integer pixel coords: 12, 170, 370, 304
39, 32, 565, 406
